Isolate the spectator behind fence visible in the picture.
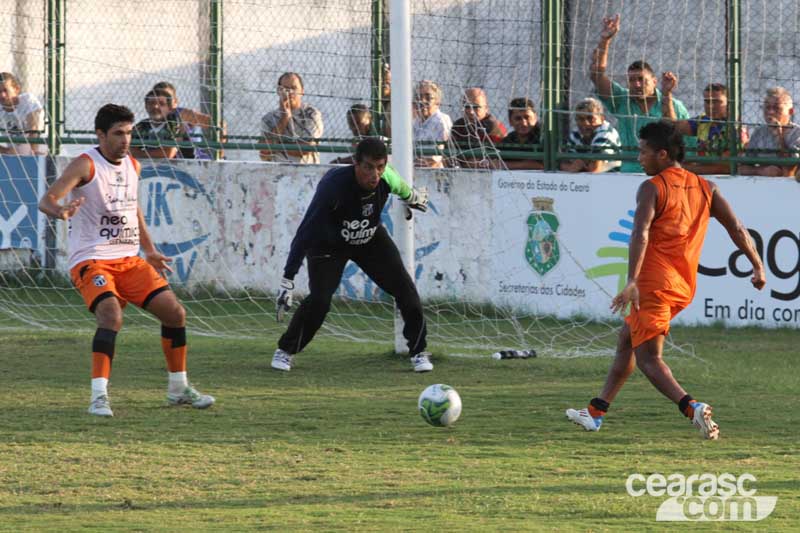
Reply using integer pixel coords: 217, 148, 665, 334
560, 97, 621, 173
739, 87, 800, 177
590, 14, 689, 172
379, 63, 391, 137
0, 72, 45, 156
450, 87, 507, 167
260, 72, 324, 164
662, 79, 747, 175
496, 97, 542, 170
153, 81, 219, 160
130, 88, 179, 160
331, 104, 374, 165
413, 80, 452, 168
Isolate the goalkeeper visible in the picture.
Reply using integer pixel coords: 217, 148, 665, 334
272, 138, 433, 373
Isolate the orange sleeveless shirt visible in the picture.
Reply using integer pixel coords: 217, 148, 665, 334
637, 167, 713, 304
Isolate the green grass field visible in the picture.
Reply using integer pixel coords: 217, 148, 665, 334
0, 323, 797, 531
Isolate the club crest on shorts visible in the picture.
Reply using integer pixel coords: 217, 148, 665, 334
92, 274, 107, 287
362, 203, 374, 217
525, 196, 560, 276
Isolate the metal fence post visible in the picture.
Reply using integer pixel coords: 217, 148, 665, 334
208, 0, 224, 160
726, 0, 742, 175
542, 0, 562, 171
46, 0, 65, 156
371, 0, 385, 136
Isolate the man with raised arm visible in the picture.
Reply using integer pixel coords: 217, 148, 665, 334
272, 138, 433, 373
566, 121, 765, 439
589, 14, 689, 172
38, 104, 214, 417
661, 79, 748, 175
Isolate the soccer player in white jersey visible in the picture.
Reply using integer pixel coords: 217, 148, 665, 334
38, 104, 214, 417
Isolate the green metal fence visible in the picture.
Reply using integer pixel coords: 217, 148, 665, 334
2, 0, 794, 172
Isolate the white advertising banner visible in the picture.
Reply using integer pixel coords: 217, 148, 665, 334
688, 176, 799, 327
491, 171, 640, 319
491, 171, 800, 328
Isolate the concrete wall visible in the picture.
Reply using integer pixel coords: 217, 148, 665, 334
39, 157, 800, 329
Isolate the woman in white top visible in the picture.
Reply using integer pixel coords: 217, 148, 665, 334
412, 80, 452, 168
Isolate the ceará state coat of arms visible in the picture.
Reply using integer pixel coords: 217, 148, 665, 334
524, 196, 560, 276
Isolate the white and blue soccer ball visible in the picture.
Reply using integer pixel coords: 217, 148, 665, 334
418, 384, 462, 427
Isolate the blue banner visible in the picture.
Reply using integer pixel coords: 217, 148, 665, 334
0, 156, 42, 250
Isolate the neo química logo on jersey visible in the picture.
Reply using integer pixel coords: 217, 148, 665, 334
139, 165, 211, 283
338, 196, 440, 301
626, 472, 777, 521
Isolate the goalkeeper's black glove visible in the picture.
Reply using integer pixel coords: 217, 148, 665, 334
276, 277, 294, 322
403, 187, 429, 220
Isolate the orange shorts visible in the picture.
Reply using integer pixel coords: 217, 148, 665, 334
625, 290, 687, 348
70, 256, 170, 313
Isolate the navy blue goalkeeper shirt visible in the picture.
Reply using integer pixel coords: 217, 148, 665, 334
283, 164, 411, 280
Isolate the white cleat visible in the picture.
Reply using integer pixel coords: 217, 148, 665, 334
88, 395, 113, 417
271, 348, 293, 371
167, 385, 215, 409
691, 402, 719, 440
411, 352, 433, 372
566, 408, 602, 431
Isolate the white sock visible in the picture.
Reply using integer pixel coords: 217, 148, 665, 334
91, 378, 108, 402
168, 371, 188, 394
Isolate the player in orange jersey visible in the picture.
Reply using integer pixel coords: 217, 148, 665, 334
38, 104, 214, 417
567, 120, 765, 439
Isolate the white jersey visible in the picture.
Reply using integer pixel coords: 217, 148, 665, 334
67, 148, 141, 268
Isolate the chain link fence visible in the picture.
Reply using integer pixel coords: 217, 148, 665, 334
0, 0, 798, 165
63, 0, 208, 134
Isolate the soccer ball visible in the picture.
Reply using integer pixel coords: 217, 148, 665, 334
418, 384, 462, 427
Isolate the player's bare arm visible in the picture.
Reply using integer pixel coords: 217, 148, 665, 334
709, 183, 766, 290
611, 180, 657, 313
38, 155, 90, 219
138, 206, 173, 276
659, 72, 694, 136
589, 14, 619, 99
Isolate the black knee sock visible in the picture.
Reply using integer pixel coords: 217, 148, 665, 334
589, 397, 610, 417
678, 394, 695, 417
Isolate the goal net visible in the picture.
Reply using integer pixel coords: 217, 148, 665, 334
4, 0, 791, 357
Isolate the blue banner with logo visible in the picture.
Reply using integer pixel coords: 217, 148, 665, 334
139, 164, 211, 283
0, 155, 43, 250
